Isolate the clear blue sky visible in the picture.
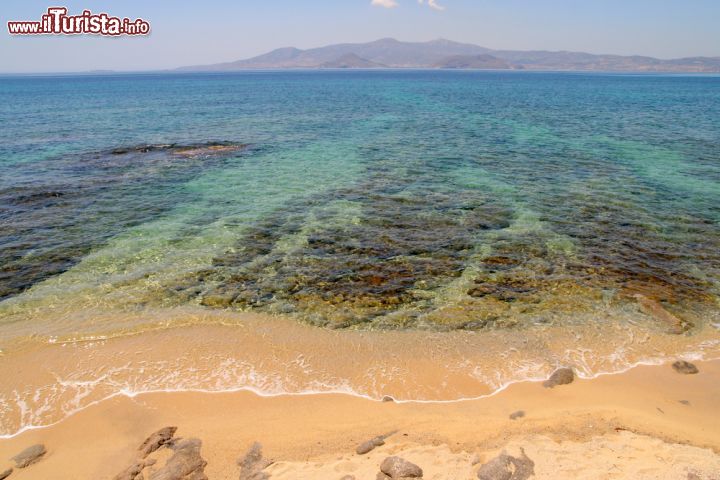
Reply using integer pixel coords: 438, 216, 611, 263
1, 0, 719, 72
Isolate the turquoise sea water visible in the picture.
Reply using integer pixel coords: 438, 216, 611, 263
0, 70, 719, 436
2, 71, 719, 329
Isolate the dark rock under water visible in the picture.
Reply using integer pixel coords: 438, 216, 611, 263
0, 142, 247, 300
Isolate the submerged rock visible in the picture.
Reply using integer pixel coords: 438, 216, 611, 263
139, 427, 178, 458
380, 456, 423, 478
150, 438, 207, 480
109, 142, 246, 158
11, 444, 46, 468
543, 368, 575, 388
200, 294, 236, 308
672, 361, 699, 375
477, 449, 534, 480
634, 294, 691, 334
238, 442, 273, 480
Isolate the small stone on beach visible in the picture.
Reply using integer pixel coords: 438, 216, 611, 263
114, 458, 157, 480
380, 456, 423, 478
477, 448, 535, 480
356, 435, 388, 455
382, 396, 396, 403
672, 361, 699, 375
543, 368, 575, 388
509, 411, 525, 420
0, 468, 12, 480
11, 444, 46, 468
238, 442, 273, 480
138, 426, 178, 458
150, 438, 207, 480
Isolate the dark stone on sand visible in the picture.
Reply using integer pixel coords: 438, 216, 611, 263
114, 458, 157, 480
139, 427, 178, 458
150, 438, 207, 480
672, 361, 699, 375
382, 396, 396, 403
380, 456, 423, 478
356, 435, 387, 455
357, 440, 378, 455
509, 411, 525, 420
543, 368, 575, 388
238, 442, 273, 480
477, 449, 535, 480
0, 469, 12, 480
679, 400, 691, 406
11, 444, 46, 468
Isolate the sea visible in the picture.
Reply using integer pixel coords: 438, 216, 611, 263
0, 70, 719, 436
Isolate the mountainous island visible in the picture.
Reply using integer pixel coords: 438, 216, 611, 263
177, 38, 720, 73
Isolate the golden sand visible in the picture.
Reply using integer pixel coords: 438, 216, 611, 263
1, 309, 719, 438
0, 360, 718, 479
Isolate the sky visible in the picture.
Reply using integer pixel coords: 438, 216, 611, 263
1, 0, 719, 73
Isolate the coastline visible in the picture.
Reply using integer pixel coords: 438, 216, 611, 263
1, 69, 719, 479
1, 309, 719, 440
0, 360, 718, 479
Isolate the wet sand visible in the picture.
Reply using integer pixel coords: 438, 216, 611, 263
1, 310, 719, 439
0, 360, 718, 479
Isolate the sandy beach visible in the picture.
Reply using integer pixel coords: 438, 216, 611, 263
0, 359, 717, 479
2, 36, 720, 480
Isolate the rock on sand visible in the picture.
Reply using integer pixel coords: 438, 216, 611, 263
380, 456, 423, 478
477, 448, 535, 480
238, 442, 273, 480
543, 368, 575, 388
150, 438, 207, 480
139, 427, 178, 458
11, 444, 46, 468
672, 361, 699, 375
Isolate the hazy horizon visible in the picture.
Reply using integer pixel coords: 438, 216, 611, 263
2, 0, 719, 73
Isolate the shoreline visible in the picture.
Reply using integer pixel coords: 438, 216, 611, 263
1, 310, 719, 439
0, 360, 718, 479
1, 354, 714, 443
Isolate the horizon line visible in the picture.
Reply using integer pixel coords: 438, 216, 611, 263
2, 37, 719, 75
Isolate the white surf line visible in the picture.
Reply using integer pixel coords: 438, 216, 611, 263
1, 352, 717, 440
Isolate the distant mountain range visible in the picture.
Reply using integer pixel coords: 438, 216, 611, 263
177, 38, 720, 73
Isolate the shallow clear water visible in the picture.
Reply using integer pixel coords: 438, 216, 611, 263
0, 71, 719, 435
1, 71, 719, 330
